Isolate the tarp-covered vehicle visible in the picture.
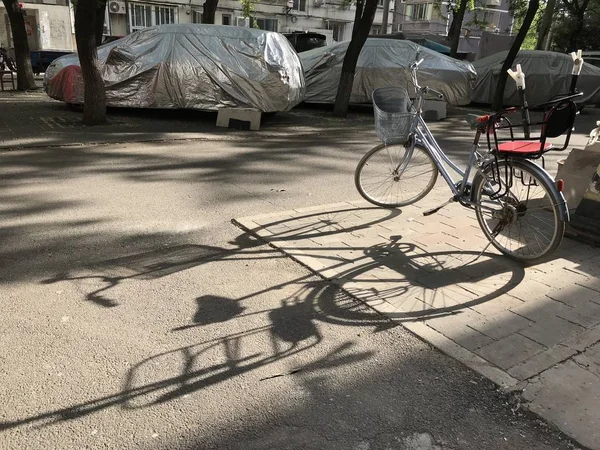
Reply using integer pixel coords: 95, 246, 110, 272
472, 50, 600, 106
299, 38, 477, 106
44, 24, 305, 112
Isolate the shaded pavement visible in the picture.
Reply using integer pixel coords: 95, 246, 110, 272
1, 91, 598, 449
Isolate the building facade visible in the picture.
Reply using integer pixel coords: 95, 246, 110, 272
2, 0, 510, 56
393, 0, 513, 53
1, 0, 397, 52
1, 0, 76, 51
104, 0, 396, 43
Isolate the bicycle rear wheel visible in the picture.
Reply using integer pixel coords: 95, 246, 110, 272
355, 143, 438, 207
472, 159, 565, 263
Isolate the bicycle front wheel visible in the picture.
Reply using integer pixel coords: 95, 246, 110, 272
355, 143, 438, 207
472, 159, 565, 263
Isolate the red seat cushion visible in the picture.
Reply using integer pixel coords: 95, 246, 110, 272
496, 141, 553, 154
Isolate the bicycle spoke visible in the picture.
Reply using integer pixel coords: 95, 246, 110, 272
356, 144, 438, 207
474, 160, 563, 262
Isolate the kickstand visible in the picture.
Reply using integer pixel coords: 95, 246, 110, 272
464, 225, 502, 265
422, 197, 455, 216
463, 239, 494, 265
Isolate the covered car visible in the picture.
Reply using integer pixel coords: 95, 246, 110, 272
44, 24, 305, 112
299, 38, 477, 106
472, 50, 600, 106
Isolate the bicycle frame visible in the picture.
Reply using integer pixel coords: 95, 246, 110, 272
413, 115, 481, 199
400, 63, 487, 203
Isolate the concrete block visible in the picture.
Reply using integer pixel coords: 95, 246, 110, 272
521, 360, 600, 450
468, 293, 525, 316
422, 99, 447, 121
507, 344, 577, 380
475, 333, 545, 370
404, 321, 519, 388
563, 326, 600, 351
574, 342, 600, 378
424, 309, 495, 351
556, 299, 600, 328
216, 108, 261, 131
519, 316, 585, 347
468, 310, 532, 341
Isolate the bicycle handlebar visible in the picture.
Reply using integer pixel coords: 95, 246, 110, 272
410, 57, 445, 100
409, 58, 424, 71
426, 87, 445, 100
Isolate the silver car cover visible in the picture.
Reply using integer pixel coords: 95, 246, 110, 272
472, 50, 600, 106
300, 38, 477, 106
44, 24, 305, 112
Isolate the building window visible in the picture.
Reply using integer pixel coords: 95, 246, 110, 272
128, 3, 178, 32
371, 25, 382, 34
222, 14, 231, 25
155, 5, 176, 25
129, 4, 152, 31
292, 0, 307, 12
406, 3, 429, 21
330, 22, 345, 41
192, 10, 203, 23
255, 18, 278, 31
378, 0, 384, 6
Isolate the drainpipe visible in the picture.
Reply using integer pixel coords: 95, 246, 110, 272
381, 0, 390, 34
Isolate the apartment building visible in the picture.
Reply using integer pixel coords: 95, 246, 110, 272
393, 0, 513, 53
1, 0, 396, 55
1, 0, 76, 51
105, 0, 395, 43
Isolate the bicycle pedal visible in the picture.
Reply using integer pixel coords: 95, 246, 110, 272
423, 198, 454, 216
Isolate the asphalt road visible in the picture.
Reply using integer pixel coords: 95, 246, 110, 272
1, 104, 597, 449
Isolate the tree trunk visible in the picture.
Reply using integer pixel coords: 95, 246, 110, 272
536, 0, 556, 50
201, 0, 218, 24
491, 0, 539, 111
1, 0, 36, 90
95, 0, 108, 47
75, 0, 107, 125
333, 0, 378, 117
449, 0, 468, 58
563, 0, 590, 51
567, 15, 585, 51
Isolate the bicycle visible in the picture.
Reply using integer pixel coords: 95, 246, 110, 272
355, 52, 585, 264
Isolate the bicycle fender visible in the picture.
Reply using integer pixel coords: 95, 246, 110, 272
476, 159, 570, 223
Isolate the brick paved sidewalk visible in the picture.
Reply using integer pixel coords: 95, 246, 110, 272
235, 196, 600, 449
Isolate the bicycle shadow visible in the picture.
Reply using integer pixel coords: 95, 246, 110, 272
238, 208, 527, 323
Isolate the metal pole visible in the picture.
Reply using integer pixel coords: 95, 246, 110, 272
381, 0, 390, 34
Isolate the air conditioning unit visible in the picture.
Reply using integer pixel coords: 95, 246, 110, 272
235, 16, 250, 27
108, 0, 126, 14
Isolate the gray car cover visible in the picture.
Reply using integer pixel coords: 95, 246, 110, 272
472, 50, 600, 106
44, 24, 305, 112
300, 38, 477, 106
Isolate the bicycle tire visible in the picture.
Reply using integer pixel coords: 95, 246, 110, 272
472, 159, 565, 264
354, 143, 438, 208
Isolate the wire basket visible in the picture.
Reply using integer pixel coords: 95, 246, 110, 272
373, 86, 415, 145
